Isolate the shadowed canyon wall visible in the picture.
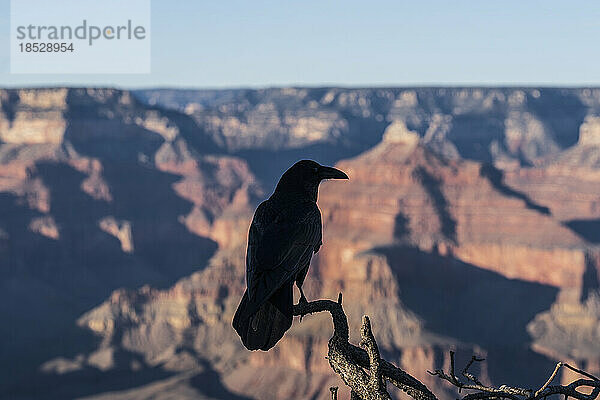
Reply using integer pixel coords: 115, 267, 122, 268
1, 87, 600, 399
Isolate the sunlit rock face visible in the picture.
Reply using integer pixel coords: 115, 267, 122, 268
2, 87, 600, 399
0, 89, 68, 144
136, 87, 600, 165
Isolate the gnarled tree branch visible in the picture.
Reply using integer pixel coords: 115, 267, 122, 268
293, 293, 600, 400
293, 293, 435, 400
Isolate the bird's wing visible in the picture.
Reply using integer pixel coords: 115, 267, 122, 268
246, 200, 322, 303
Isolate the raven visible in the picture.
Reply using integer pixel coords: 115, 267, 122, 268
233, 160, 348, 351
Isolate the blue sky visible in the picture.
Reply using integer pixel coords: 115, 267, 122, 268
1, 0, 599, 88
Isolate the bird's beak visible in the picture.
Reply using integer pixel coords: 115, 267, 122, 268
318, 165, 349, 180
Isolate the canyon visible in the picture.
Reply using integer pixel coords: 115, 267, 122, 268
1, 87, 599, 399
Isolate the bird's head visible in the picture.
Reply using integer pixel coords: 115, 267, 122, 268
274, 160, 348, 201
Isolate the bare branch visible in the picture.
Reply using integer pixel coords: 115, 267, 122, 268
461, 356, 485, 386
561, 364, 600, 383
292, 294, 600, 400
360, 316, 389, 398
535, 362, 563, 397
534, 363, 600, 400
430, 351, 600, 400
293, 295, 436, 400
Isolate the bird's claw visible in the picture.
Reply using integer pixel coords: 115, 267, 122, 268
299, 310, 308, 322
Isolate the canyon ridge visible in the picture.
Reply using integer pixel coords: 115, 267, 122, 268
1, 87, 600, 399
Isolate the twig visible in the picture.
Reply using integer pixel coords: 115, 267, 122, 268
429, 351, 600, 400
535, 362, 600, 398
330, 386, 339, 400
535, 362, 564, 397
429, 351, 530, 398
461, 355, 485, 386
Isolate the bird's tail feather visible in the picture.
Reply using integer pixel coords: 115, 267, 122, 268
232, 283, 293, 351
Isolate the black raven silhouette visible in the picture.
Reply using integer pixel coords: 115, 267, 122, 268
233, 160, 348, 351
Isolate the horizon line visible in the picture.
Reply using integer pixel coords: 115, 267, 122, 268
2, 83, 600, 91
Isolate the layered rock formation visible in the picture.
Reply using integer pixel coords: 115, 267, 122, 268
1, 87, 600, 399
0, 88, 260, 399
136, 87, 600, 164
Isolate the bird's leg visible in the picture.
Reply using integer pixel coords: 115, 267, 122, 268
298, 286, 309, 322
299, 286, 308, 304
